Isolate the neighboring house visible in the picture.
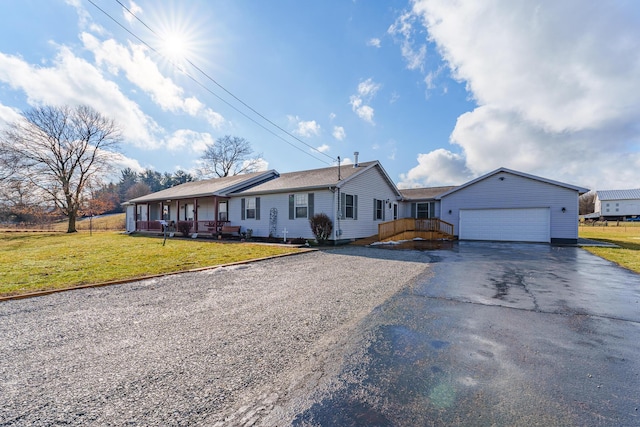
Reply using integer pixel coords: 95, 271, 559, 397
592, 189, 640, 220
124, 162, 588, 244
438, 168, 588, 244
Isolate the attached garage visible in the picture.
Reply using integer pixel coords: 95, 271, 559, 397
438, 168, 589, 244
459, 207, 550, 243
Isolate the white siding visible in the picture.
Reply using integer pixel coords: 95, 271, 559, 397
229, 190, 335, 239
600, 199, 640, 216
336, 167, 399, 240
441, 171, 579, 242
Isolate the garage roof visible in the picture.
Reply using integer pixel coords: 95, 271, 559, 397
437, 167, 589, 199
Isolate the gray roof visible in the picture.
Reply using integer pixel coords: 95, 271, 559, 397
596, 189, 640, 201
236, 161, 400, 195
125, 170, 278, 203
399, 186, 458, 201
438, 167, 590, 198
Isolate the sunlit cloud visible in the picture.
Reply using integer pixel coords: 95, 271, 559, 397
316, 144, 330, 153
349, 78, 381, 125
288, 115, 321, 137
123, 1, 143, 24
332, 125, 346, 141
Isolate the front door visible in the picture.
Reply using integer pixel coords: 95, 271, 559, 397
218, 201, 228, 221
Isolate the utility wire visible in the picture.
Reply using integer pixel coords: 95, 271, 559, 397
86, 0, 337, 165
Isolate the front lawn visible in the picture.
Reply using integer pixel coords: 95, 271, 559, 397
579, 223, 640, 273
0, 232, 305, 298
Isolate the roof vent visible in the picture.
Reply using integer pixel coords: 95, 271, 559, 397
353, 151, 359, 168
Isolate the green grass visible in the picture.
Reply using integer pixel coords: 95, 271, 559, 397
0, 232, 304, 297
579, 224, 640, 273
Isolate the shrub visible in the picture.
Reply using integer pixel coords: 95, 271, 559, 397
309, 213, 333, 243
177, 221, 191, 237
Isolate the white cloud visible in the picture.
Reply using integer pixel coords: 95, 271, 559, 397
0, 104, 21, 127
332, 125, 346, 141
165, 129, 214, 153
388, 11, 426, 72
316, 144, 330, 153
400, 0, 640, 190
0, 48, 159, 148
398, 149, 471, 188
81, 33, 211, 118
357, 78, 381, 98
367, 38, 381, 48
349, 78, 381, 125
123, 1, 142, 24
288, 115, 320, 137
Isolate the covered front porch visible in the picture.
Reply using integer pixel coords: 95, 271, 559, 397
132, 196, 233, 236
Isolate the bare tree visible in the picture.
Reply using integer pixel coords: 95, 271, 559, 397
199, 135, 263, 177
0, 105, 122, 233
579, 191, 597, 215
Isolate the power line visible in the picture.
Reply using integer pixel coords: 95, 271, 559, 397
85, 0, 337, 166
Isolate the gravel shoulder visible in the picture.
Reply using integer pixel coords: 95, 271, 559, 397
0, 246, 431, 426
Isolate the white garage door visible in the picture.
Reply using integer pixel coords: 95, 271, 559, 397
459, 208, 550, 243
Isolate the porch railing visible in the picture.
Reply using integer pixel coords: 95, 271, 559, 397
135, 220, 230, 233
378, 218, 454, 241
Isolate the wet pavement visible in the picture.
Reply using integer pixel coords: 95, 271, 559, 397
287, 242, 640, 426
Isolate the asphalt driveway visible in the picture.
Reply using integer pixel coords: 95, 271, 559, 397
278, 242, 640, 426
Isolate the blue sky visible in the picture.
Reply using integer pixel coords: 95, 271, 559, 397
0, 1, 639, 191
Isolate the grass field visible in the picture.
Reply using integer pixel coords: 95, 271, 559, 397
0, 231, 305, 298
579, 223, 640, 273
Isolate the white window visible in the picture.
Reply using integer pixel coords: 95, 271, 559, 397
241, 197, 260, 220
345, 194, 355, 219
218, 201, 228, 221
246, 198, 256, 219
295, 194, 308, 218
374, 199, 384, 221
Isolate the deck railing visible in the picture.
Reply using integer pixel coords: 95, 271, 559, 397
378, 218, 454, 241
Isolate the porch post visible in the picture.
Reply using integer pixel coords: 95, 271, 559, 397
214, 196, 219, 225
194, 198, 198, 232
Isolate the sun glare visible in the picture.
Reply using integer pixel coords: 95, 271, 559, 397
150, 4, 210, 71
160, 31, 190, 62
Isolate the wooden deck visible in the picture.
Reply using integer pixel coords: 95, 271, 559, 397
377, 218, 455, 242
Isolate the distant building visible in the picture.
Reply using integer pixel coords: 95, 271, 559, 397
592, 189, 640, 220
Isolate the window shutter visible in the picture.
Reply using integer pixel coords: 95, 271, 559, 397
289, 195, 295, 220
354, 195, 358, 220
411, 203, 416, 218
308, 193, 314, 218
373, 199, 377, 220
340, 192, 346, 218
241, 198, 246, 220
255, 197, 260, 220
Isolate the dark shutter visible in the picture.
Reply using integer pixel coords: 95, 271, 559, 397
340, 192, 346, 218
255, 197, 260, 220
373, 199, 377, 220
289, 195, 295, 219
354, 195, 358, 220
411, 202, 416, 218
308, 193, 314, 218
241, 198, 245, 220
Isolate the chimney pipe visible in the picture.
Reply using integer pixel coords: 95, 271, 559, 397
353, 151, 359, 168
